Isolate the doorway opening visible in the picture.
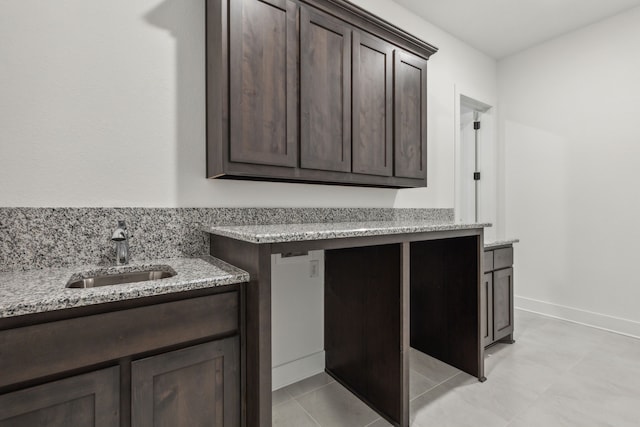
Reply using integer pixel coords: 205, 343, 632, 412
455, 93, 495, 240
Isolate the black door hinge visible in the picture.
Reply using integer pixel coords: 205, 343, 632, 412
474, 121, 481, 130
474, 172, 481, 181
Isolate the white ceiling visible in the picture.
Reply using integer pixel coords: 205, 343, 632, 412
393, 0, 640, 58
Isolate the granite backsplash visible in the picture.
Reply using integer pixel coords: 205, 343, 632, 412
0, 208, 453, 272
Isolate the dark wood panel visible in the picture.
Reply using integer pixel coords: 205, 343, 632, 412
221, 160, 426, 187
325, 244, 407, 426
352, 32, 393, 176
410, 236, 483, 379
131, 338, 239, 427
206, 0, 229, 178
492, 267, 514, 342
210, 236, 272, 427
229, 0, 298, 167
493, 247, 513, 270
481, 273, 493, 347
292, 0, 437, 60
0, 293, 238, 388
394, 50, 427, 180
484, 249, 494, 273
0, 367, 119, 427
300, 7, 352, 172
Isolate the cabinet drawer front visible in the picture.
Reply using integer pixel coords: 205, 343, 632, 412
483, 250, 494, 273
0, 292, 238, 388
493, 247, 513, 270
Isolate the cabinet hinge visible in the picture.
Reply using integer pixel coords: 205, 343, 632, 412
474, 121, 481, 130
474, 172, 481, 181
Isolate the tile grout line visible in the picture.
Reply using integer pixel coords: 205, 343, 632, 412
291, 398, 323, 427
410, 371, 464, 403
286, 378, 336, 400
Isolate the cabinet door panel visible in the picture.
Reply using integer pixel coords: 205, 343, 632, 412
0, 367, 119, 427
131, 337, 239, 427
352, 33, 393, 176
482, 273, 493, 347
229, 0, 298, 167
394, 51, 427, 179
493, 268, 514, 341
300, 8, 351, 172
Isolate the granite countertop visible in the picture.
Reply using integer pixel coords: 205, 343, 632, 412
0, 256, 249, 319
204, 220, 491, 244
484, 239, 519, 249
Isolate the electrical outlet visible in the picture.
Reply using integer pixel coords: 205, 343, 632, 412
310, 259, 319, 278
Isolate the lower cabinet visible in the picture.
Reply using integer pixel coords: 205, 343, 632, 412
483, 246, 515, 347
0, 290, 241, 427
0, 367, 120, 427
132, 337, 239, 427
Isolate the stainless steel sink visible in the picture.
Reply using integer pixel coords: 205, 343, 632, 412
66, 268, 176, 288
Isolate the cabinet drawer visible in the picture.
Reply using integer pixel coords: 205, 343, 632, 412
0, 292, 238, 388
493, 247, 513, 270
483, 250, 494, 273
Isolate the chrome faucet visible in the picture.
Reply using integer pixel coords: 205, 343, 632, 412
111, 220, 130, 265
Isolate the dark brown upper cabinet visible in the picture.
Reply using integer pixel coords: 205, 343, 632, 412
228, 0, 298, 168
352, 32, 393, 177
394, 51, 428, 180
207, 0, 437, 187
300, 8, 352, 173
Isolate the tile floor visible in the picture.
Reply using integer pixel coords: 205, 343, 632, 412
272, 309, 640, 426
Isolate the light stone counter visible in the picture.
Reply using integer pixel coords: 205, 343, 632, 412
484, 239, 519, 249
205, 220, 491, 244
0, 256, 248, 318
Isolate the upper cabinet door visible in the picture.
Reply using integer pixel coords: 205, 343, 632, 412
394, 51, 428, 180
300, 8, 352, 173
229, 0, 298, 167
352, 33, 393, 177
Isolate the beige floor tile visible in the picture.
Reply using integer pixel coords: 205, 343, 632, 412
282, 372, 335, 399
365, 417, 393, 426
409, 348, 460, 384
272, 387, 293, 406
409, 369, 438, 400
442, 371, 539, 423
410, 380, 508, 427
273, 399, 320, 427
295, 381, 380, 427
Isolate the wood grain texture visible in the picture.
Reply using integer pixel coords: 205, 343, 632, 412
210, 236, 272, 427
229, 0, 298, 167
492, 267, 514, 342
325, 244, 405, 425
300, 7, 352, 172
352, 32, 393, 176
0, 293, 238, 389
410, 236, 483, 379
131, 338, 239, 427
0, 367, 119, 427
393, 50, 427, 180
481, 273, 493, 347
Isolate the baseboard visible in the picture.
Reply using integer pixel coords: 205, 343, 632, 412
515, 296, 640, 339
272, 351, 325, 391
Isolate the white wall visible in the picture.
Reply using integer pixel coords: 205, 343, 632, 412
0, 0, 496, 209
498, 6, 640, 336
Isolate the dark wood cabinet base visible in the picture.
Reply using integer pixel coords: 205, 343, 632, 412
211, 228, 484, 427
